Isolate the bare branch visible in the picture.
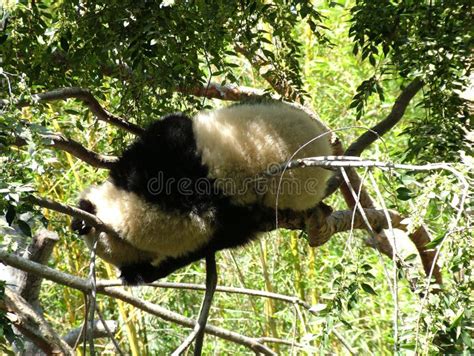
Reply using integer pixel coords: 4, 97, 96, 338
306, 208, 404, 247
62, 319, 118, 347
266, 156, 455, 175
14, 133, 118, 169
101, 280, 356, 354
410, 225, 443, 285
345, 78, 424, 157
0, 250, 276, 355
0, 288, 74, 355
1, 87, 144, 135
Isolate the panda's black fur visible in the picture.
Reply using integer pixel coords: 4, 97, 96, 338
72, 101, 333, 284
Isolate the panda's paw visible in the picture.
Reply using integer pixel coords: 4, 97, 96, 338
119, 263, 157, 285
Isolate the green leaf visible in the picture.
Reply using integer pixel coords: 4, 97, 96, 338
17, 220, 32, 237
369, 54, 376, 66
396, 187, 412, 201
425, 235, 444, 249
5, 205, 15, 225
400, 343, 416, 350
361, 283, 377, 295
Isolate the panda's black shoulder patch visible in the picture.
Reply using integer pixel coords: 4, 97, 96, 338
110, 113, 215, 214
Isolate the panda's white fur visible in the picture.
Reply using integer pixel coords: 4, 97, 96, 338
194, 102, 333, 209
73, 101, 334, 283
81, 182, 216, 267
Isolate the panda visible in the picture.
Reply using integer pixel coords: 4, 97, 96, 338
71, 100, 334, 284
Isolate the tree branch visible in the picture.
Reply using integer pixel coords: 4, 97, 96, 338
267, 156, 446, 284
0, 288, 74, 355
101, 62, 269, 102
14, 133, 118, 169
0, 250, 276, 355
62, 319, 118, 347
15, 229, 59, 310
1, 87, 144, 135
345, 78, 424, 156
179, 83, 267, 101
28, 195, 121, 240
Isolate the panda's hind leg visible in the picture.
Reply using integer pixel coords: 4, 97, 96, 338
305, 202, 333, 247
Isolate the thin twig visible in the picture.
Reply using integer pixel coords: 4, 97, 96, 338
368, 171, 399, 352
94, 307, 124, 356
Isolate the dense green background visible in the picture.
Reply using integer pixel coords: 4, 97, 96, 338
0, 0, 472, 354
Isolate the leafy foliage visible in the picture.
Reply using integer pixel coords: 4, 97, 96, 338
349, 0, 472, 161
0, 0, 472, 354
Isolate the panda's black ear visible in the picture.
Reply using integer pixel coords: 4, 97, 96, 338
71, 199, 96, 235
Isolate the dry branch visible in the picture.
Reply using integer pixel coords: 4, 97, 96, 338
0, 250, 276, 355
15, 229, 59, 310
1, 87, 144, 135
0, 288, 74, 355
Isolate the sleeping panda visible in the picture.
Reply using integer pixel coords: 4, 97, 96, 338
71, 101, 334, 284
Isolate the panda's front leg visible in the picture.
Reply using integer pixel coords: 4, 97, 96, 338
119, 248, 211, 285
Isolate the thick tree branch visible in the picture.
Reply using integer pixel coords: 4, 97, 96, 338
267, 156, 448, 284
0, 288, 74, 355
0, 250, 276, 355
14, 133, 118, 169
345, 78, 424, 156
179, 83, 267, 101
1, 87, 144, 135
101, 62, 268, 102
15, 229, 59, 310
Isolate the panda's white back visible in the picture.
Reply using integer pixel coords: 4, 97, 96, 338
193, 101, 333, 210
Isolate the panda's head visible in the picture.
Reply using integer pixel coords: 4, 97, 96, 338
70, 198, 96, 235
